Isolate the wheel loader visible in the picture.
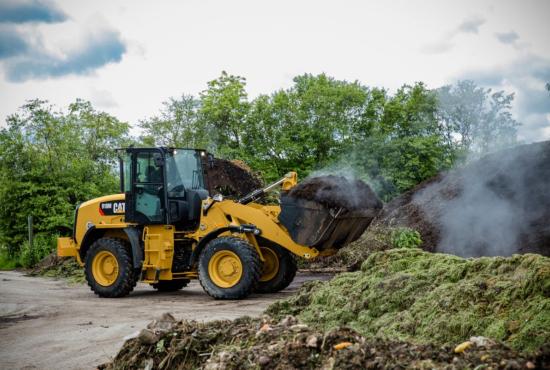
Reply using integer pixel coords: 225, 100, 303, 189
57, 147, 373, 299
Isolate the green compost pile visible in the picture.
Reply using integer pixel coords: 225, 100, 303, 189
268, 248, 550, 353
103, 249, 550, 369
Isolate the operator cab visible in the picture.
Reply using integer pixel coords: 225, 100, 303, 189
119, 147, 209, 228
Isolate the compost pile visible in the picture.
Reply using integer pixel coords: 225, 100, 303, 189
103, 249, 549, 369
268, 249, 550, 353
206, 158, 263, 198
373, 141, 550, 257
287, 175, 382, 211
29, 253, 85, 283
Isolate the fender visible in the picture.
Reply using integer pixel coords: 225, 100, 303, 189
79, 226, 143, 269
190, 224, 260, 265
123, 227, 143, 270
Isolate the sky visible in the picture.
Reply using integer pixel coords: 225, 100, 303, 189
0, 0, 549, 141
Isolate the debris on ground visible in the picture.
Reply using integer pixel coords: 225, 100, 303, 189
206, 158, 263, 198
101, 314, 549, 370
29, 253, 85, 283
286, 175, 382, 211
302, 225, 393, 271
267, 248, 550, 353
372, 141, 550, 257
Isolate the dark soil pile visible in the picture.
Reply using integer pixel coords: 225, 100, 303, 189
101, 314, 548, 370
287, 175, 382, 211
373, 141, 550, 257
371, 175, 444, 252
205, 158, 263, 198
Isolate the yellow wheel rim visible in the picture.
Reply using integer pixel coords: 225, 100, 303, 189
208, 250, 243, 288
92, 251, 119, 287
259, 247, 279, 282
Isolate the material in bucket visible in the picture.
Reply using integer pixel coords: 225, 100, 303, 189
279, 176, 382, 251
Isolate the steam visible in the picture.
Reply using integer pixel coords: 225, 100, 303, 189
304, 159, 383, 211
414, 141, 550, 257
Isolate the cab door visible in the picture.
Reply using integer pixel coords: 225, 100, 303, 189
125, 149, 167, 224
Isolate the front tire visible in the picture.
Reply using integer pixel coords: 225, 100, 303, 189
85, 237, 136, 298
256, 244, 297, 293
198, 237, 261, 299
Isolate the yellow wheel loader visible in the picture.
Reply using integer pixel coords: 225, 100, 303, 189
57, 147, 373, 299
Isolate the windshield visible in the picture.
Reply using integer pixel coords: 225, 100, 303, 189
165, 149, 205, 193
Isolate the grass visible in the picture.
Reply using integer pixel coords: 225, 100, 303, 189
0, 250, 18, 270
268, 248, 550, 353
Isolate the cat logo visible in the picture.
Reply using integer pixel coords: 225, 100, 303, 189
99, 201, 125, 216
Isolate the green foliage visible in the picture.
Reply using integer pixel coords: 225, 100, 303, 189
245, 74, 380, 181
139, 94, 208, 148
268, 249, 550, 353
390, 227, 422, 249
0, 247, 17, 269
351, 83, 452, 199
436, 80, 520, 157
140, 73, 517, 201
0, 99, 129, 264
19, 233, 57, 268
199, 71, 250, 157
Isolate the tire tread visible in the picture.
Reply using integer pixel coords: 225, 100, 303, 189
198, 237, 261, 299
84, 237, 136, 298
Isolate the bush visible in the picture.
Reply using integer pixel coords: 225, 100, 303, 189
391, 227, 422, 249
18, 233, 57, 268
0, 246, 17, 269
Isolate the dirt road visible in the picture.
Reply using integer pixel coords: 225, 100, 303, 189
0, 271, 331, 370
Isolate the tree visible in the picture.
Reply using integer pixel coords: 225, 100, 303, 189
353, 83, 451, 199
436, 80, 520, 157
139, 95, 208, 148
199, 71, 250, 156
244, 74, 380, 181
0, 100, 129, 264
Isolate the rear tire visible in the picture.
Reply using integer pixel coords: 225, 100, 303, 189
85, 237, 135, 298
256, 244, 297, 293
198, 237, 261, 299
151, 279, 190, 292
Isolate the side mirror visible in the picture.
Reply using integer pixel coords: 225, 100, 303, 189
153, 152, 164, 166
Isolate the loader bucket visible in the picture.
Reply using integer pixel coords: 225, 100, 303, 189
278, 195, 380, 251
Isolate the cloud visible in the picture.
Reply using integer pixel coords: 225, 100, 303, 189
0, 1, 127, 81
421, 15, 485, 54
3, 30, 126, 82
458, 55, 550, 142
457, 16, 485, 34
0, 26, 28, 58
0, 0, 66, 24
495, 31, 520, 45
